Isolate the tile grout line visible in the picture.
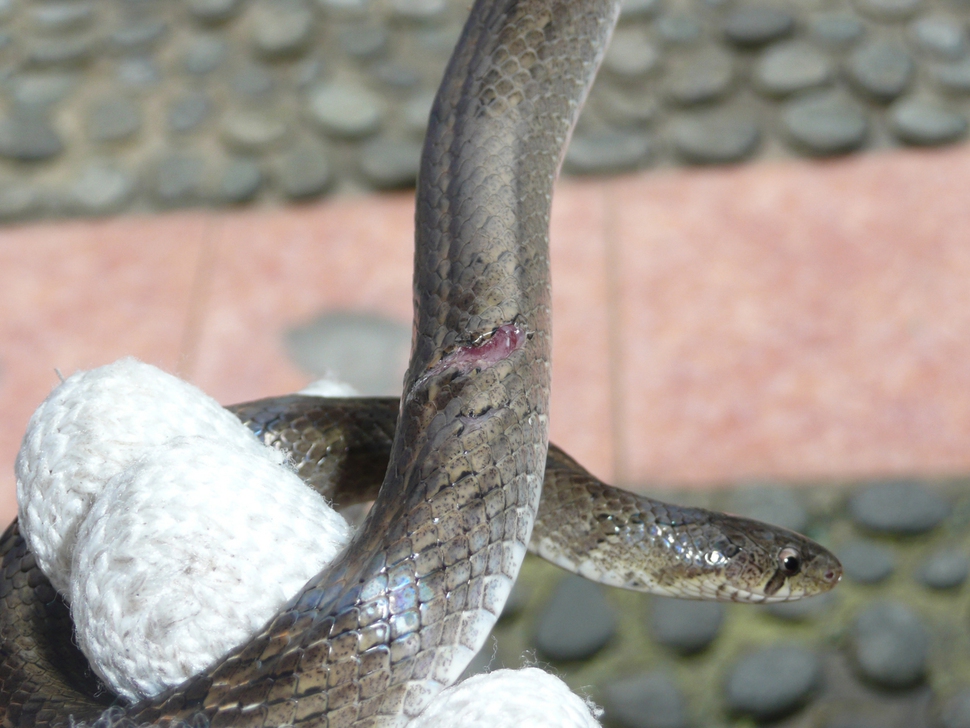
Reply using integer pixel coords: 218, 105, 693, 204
602, 179, 626, 486
176, 216, 220, 382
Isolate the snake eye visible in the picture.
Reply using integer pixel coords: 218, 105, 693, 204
779, 547, 801, 576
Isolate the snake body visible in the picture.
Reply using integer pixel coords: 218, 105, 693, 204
0, 1, 841, 727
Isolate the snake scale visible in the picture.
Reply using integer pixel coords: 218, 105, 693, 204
0, 0, 841, 726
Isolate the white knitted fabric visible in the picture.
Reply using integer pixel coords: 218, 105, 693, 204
16, 358, 602, 726
16, 359, 352, 701
409, 668, 602, 728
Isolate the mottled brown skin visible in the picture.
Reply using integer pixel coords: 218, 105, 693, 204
0, 2, 842, 726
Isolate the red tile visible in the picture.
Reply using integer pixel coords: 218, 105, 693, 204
611, 145, 970, 486
0, 213, 209, 525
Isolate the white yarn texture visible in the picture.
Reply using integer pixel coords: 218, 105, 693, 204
16, 358, 352, 701
16, 358, 602, 726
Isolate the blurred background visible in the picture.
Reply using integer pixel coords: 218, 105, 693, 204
2, 0, 970, 725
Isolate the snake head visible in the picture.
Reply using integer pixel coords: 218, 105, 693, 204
707, 515, 842, 603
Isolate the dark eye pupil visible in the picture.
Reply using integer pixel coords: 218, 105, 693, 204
783, 556, 800, 573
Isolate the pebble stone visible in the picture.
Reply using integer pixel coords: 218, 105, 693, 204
251, 0, 314, 58
856, 0, 923, 20
838, 539, 895, 584
67, 161, 135, 214
782, 91, 868, 155
220, 109, 290, 152
0, 111, 63, 161
116, 56, 161, 89
151, 152, 206, 206
671, 111, 760, 164
811, 12, 864, 46
942, 690, 970, 728
849, 480, 951, 534
850, 601, 929, 688
603, 672, 688, 728
0, 184, 40, 220
305, 82, 382, 138
217, 157, 262, 203
275, 139, 332, 200
534, 574, 616, 661
725, 644, 820, 721
339, 25, 387, 59
403, 90, 435, 136
389, 0, 447, 21
110, 20, 169, 53
26, 36, 97, 67
620, 0, 662, 19
31, 2, 95, 32
889, 98, 968, 144
359, 137, 422, 189
722, 6, 795, 47
186, 0, 243, 24
755, 41, 833, 97
765, 591, 837, 621
86, 95, 142, 143
649, 597, 723, 654
655, 13, 702, 45
564, 130, 652, 174
182, 35, 227, 75
848, 40, 915, 101
168, 92, 211, 133
604, 27, 659, 78
665, 48, 734, 105
231, 64, 275, 99
9, 72, 76, 108
910, 16, 966, 59
722, 484, 808, 532
915, 548, 969, 589
934, 58, 970, 93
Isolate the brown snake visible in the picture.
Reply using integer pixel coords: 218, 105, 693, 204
0, 1, 841, 726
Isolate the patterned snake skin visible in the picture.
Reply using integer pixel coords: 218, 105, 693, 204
0, 2, 841, 727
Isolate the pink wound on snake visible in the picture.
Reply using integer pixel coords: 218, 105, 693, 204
442, 323, 526, 373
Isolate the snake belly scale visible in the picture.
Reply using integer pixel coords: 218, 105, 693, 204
0, 1, 842, 727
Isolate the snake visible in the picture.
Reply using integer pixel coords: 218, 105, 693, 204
0, 0, 842, 726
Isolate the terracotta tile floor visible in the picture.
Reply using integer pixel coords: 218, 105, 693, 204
4, 144, 970, 526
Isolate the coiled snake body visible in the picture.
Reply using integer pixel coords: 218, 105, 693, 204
0, 1, 841, 727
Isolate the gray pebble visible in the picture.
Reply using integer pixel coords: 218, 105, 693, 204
838, 539, 895, 584
292, 57, 325, 88
811, 12, 864, 46
910, 17, 966, 60
252, 0, 314, 58
9, 72, 76, 108
116, 57, 161, 88
306, 82, 382, 138
856, 0, 922, 20
110, 20, 168, 52
942, 690, 970, 728
848, 40, 914, 102
596, 89, 658, 127
755, 41, 833, 97
67, 161, 135, 215
339, 25, 387, 58
934, 58, 970, 94
604, 671, 688, 728
389, 0, 446, 21
87, 95, 142, 143
916, 549, 969, 589
152, 152, 206, 206
220, 109, 289, 152
360, 137, 421, 189
275, 139, 332, 199
672, 111, 759, 164
782, 91, 868, 155
25, 35, 97, 67
564, 130, 652, 174
890, 98, 967, 145
620, 0, 662, 19
666, 48, 734, 105
765, 591, 837, 621
403, 90, 435, 136
851, 601, 929, 688
0, 111, 63, 161
535, 574, 616, 661
0, 185, 41, 220
31, 2, 94, 31
655, 13, 702, 45
650, 597, 723, 654
182, 35, 226, 75
722, 6, 795, 47
373, 62, 420, 89
217, 158, 262, 203
317, 0, 370, 14
723, 484, 807, 532
604, 27, 659, 78
725, 644, 820, 720
285, 310, 409, 394
187, 0, 243, 23
849, 480, 950, 534
168, 92, 211, 133
231, 64, 275, 99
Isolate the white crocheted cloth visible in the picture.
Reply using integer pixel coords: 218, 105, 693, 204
15, 359, 602, 726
